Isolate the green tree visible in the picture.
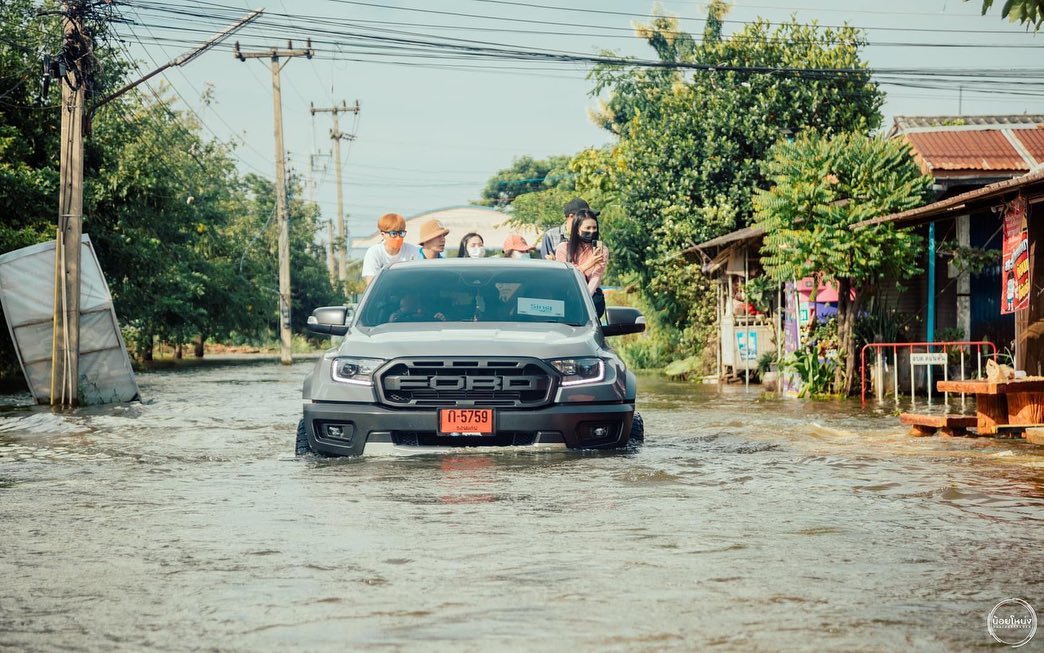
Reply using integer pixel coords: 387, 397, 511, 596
591, 10, 884, 357
0, 2, 336, 382
0, 0, 62, 254
976, 0, 1043, 29
86, 87, 266, 358
754, 132, 932, 395
240, 173, 339, 338
477, 154, 572, 208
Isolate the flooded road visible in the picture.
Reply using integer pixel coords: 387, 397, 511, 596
1, 357, 1041, 651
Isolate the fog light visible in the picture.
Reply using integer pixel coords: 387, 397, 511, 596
578, 422, 616, 441
320, 422, 354, 442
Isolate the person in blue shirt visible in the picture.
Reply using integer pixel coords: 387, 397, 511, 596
418, 219, 449, 259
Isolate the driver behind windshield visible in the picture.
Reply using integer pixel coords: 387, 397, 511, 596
389, 293, 446, 322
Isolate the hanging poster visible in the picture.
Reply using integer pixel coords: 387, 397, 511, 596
1001, 195, 1030, 314
736, 330, 758, 361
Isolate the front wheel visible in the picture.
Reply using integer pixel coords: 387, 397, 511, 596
295, 419, 311, 456
628, 411, 644, 445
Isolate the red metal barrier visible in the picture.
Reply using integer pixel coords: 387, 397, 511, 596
860, 341, 997, 406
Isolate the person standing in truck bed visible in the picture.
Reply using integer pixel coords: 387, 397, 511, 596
362, 212, 420, 285
555, 208, 608, 319
539, 197, 594, 260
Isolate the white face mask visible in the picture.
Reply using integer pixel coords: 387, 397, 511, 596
467, 246, 486, 258
510, 251, 527, 259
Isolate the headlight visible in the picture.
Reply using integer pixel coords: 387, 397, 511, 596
548, 357, 605, 386
331, 357, 384, 385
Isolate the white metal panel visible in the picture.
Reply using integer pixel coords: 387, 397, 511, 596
0, 235, 139, 404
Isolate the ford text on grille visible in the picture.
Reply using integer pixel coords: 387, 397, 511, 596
384, 375, 546, 391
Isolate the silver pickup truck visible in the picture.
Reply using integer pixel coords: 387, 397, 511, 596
297, 258, 645, 457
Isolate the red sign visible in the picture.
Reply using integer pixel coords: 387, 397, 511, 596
1001, 196, 1030, 314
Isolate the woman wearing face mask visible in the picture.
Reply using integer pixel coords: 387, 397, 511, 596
555, 208, 608, 319
362, 212, 421, 285
457, 232, 486, 258
502, 234, 535, 259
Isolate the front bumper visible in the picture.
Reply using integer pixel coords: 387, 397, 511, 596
303, 401, 635, 457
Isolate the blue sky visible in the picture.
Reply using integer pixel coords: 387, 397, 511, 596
115, 1, 1044, 244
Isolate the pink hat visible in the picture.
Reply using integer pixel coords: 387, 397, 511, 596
503, 234, 534, 252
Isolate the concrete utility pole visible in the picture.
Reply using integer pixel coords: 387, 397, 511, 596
53, 0, 88, 406
310, 100, 359, 286
235, 40, 314, 365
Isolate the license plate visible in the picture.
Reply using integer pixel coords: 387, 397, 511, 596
438, 408, 494, 435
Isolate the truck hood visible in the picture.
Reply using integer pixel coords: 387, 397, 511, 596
339, 322, 604, 359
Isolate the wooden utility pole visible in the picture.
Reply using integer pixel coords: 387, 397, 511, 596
53, 0, 88, 405
310, 100, 359, 285
235, 40, 313, 365
47, 9, 261, 405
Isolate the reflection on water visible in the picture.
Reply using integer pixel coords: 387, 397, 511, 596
0, 359, 1041, 652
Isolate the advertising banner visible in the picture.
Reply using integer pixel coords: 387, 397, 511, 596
782, 281, 802, 398
1001, 195, 1030, 314
736, 330, 758, 361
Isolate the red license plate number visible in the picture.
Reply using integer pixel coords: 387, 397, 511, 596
438, 408, 494, 435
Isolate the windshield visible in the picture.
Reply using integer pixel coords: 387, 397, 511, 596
358, 266, 591, 327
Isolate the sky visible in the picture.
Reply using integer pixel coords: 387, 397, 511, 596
110, 1, 1044, 248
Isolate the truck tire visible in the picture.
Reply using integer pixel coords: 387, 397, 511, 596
628, 411, 644, 444
295, 419, 311, 456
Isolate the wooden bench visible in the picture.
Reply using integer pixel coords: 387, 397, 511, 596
937, 379, 1044, 435
899, 413, 978, 437
1025, 428, 1044, 445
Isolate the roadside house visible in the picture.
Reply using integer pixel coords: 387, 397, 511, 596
686, 227, 777, 381
857, 167, 1044, 374
887, 115, 1044, 348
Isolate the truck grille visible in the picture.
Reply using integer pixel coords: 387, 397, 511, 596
377, 358, 555, 407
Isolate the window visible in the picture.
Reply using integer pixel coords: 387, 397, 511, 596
359, 267, 590, 327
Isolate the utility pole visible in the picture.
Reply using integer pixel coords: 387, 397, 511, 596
47, 8, 261, 406
53, 0, 88, 406
235, 40, 313, 365
310, 100, 359, 286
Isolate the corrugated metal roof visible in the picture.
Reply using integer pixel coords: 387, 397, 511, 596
853, 166, 1044, 230
687, 225, 765, 253
891, 115, 1044, 134
1012, 128, 1044, 165
904, 130, 1029, 172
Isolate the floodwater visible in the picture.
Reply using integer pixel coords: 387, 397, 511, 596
0, 357, 1041, 652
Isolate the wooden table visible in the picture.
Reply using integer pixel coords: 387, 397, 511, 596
936, 378, 1044, 435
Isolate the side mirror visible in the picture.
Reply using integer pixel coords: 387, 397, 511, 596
601, 306, 646, 337
307, 306, 352, 336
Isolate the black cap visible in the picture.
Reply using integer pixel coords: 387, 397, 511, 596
563, 197, 593, 216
